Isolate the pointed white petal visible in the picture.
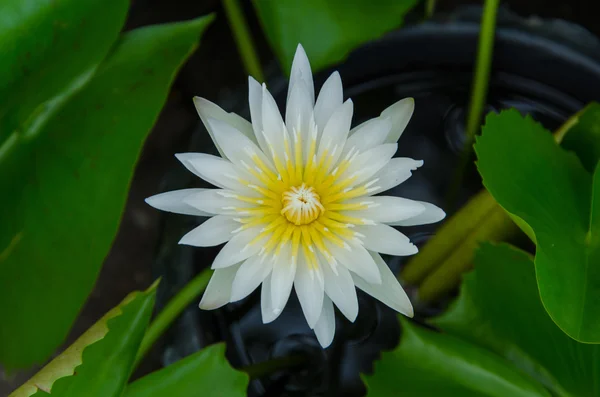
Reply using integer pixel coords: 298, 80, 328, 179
261, 85, 288, 160
287, 44, 315, 105
314, 71, 343, 134
321, 255, 358, 322
388, 201, 446, 226
248, 76, 272, 156
343, 143, 397, 185
175, 153, 253, 193
179, 215, 239, 247
230, 255, 273, 302
381, 98, 415, 143
193, 97, 256, 158
327, 241, 381, 284
285, 82, 314, 148
353, 252, 414, 317
270, 244, 296, 315
313, 296, 335, 348
211, 228, 263, 269
354, 224, 418, 256
145, 189, 212, 216
317, 99, 353, 169
344, 116, 392, 155
347, 196, 426, 224
261, 274, 281, 323
199, 264, 241, 310
206, 117, 275, 174
183, 189, 254, 216
294, 252, 324, 328
367, 158, 423, 195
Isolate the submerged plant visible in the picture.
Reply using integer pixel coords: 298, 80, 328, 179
146, 44, 445, 347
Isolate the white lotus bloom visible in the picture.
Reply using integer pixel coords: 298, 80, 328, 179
146, 44, 445, 348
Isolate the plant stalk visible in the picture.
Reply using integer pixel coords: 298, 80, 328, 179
222, 0, 265, 82
425, 0, 436, 18
447, 0, 500, 205
134, 268, 213, 368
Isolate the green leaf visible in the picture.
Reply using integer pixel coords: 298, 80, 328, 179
363, 318, 550, 397
0, 0, 128, 145
252, 0, 419, 73
125, 344, 249, 397
561, 102, 600, 173
10, 282, 157, 397
433, 244, 600, 397
0, 15, 214, 369
474, 109, 600, 343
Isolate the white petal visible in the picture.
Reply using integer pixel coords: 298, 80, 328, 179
317, 99, 353, 170
327, 241, 381, 284
344, 117, 392, 155
353, 252, 413, 317
175, 153, 253, 193
343, 143, 397, 185
388, 201, 446, 226
193, 97, 256, 158
285, 81, 314, 147
354, 224, 418, 256
179, 215, 239, 247
314, 71, 343, 134
270, 244, 296, 315
313, 296, 335, 348
248, 76, 273, 157
261, 274, 280, 324
145, 189, 212, 217
230, 255, 273, 302
211, 228, 263, 269
367, 158, 423, 195
345, 196, 426, 224
294, 253, 324, 328
261, 84, 289, 159
199, 264, 241, 310
321, 255, 358, 322
206, 117, 275, 175
287, 44, 315, 105
183, 189, 254, 216
381, 98, 415, 143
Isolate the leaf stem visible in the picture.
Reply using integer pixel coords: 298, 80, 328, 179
447, 0, 500, 205
134, 268, 213, 368
222, 0, 265, 82
425, 0, 436, 18
242, 353, 308, 379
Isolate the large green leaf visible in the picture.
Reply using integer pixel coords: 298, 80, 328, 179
252, 0, 419, 72
560, 102, 600, 173
0, 15, 214, 368
363, 318, 550, 397
0, 0, 128, 145
433, 244, 600, 397
125, 344, 248, 397
10, 283, 157, 397
474, 110, 600, 343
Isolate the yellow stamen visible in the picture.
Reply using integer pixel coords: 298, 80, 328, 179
281, 183, 325, 225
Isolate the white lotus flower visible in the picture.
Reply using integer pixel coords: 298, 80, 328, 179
146, 44, 445, 348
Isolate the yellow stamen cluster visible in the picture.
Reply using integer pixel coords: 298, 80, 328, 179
281, 183, 325, 225
232, 122, 380, 271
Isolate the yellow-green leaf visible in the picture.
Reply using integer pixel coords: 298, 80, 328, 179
10, 282, 157, 397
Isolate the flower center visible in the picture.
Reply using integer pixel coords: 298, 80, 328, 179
281, 183, 325, 225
